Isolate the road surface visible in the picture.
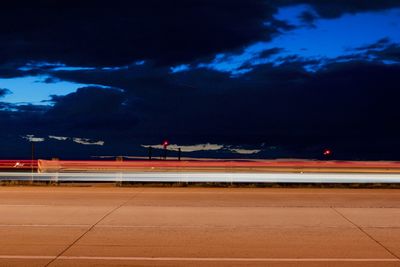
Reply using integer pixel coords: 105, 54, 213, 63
0, 186, 400, 266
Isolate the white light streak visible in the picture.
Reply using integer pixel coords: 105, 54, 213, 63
1, 172, 400, 183
73, 137, 104, 146
48, 135, 69, 141
21, 135, 45, 142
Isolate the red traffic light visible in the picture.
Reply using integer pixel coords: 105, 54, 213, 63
162, 140, 169, 148
323, 149, 332, 156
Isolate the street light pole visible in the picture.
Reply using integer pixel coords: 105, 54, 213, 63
162, 140, 169, 160
148, 146, 153, 160
31, 141, 35, 182
163, 146, 167, 160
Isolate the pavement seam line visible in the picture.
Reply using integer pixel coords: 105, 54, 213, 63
1, 255, 400, 262
331, 207, 400, 260
43, 189, 144, 267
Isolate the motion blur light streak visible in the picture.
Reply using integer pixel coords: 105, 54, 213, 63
2, 171, 400, 183
0, 160, 37, 169
36, 159, 400, 173
1, 159, 400, 183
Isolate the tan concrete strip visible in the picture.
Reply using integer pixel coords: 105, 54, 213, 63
0, 255, 399, 262
332, 207, 400, 260
362, 228, 400, 258
43, 189, 144, 267
0, 187, 400, 266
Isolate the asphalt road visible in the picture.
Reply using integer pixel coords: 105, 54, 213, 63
0, 186, 400, 266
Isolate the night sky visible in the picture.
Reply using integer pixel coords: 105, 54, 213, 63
1, 0, 400, 160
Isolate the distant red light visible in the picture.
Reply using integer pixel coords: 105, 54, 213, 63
323, 149, 332, 156
162, 140, 169, 148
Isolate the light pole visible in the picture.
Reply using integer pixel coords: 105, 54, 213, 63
24, 135, 44, 182
31, 141, 35, 175
148, 146, 153, 160
162, 140, 169, 160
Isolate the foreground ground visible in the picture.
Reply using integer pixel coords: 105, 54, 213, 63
0, 186, 399, 266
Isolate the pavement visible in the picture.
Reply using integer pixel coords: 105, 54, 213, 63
0, 186, 399, 266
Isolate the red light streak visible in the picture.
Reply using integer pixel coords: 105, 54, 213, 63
36, 159, 400, 173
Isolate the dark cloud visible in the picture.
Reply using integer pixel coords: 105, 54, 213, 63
0, 0, 280, 67
8, 58, 388, 159
0, 61, 50, 78
349, 38, 400, 63
273, 0, 400, 19
46, 86, 137, 133
1, 58, 400, 159
258, 48, 284, 58
298, 11, 318, 26
1, 1, 400, 159
1, 1, 399, 69
15, 104, 50, 113
0, 63, 25, 78
268, 18, 296, 32
367, 44, 400, 62
355, 38, 391, 51
0, 88, 11, 98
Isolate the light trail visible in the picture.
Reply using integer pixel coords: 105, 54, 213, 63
4, 159, 400, 173
1, 171, 400, 183
0, 160, 37, 169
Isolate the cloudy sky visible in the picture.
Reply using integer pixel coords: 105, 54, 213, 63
1, 0, 400, 159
